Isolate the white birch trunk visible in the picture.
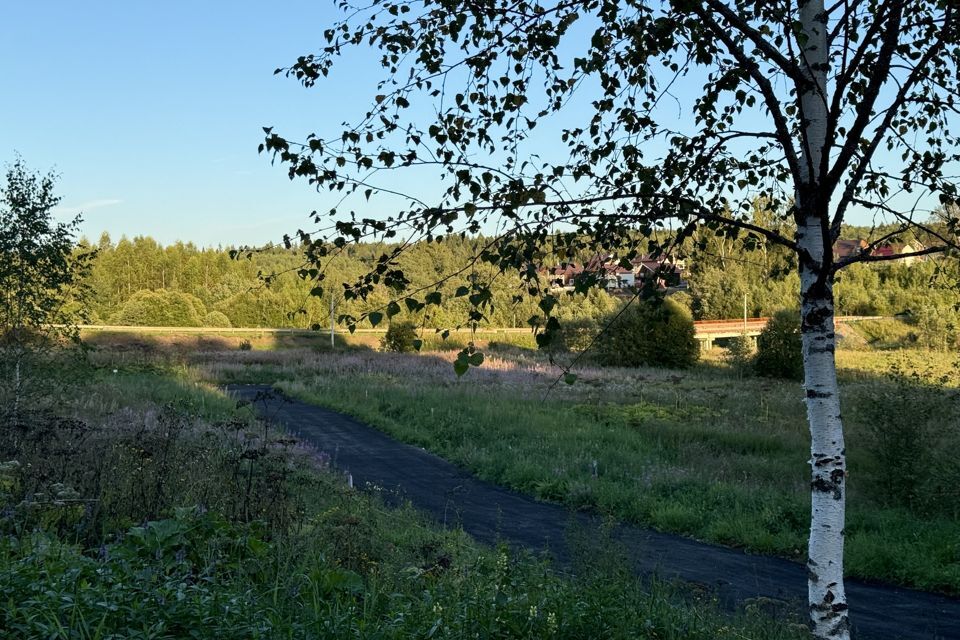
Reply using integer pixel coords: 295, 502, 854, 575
799, 231, 848, 639
796, 2, 850, 638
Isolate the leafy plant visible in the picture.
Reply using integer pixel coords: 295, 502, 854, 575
113, 289, 208, 327
203, 310, 233, 328
755, 310, 803, 381
381, 320, 418, 353
911, 304, 960, 352
0, 157, 92, 424
554, 317, 600, 353
853, 372, 960, 515
724, 334, 755, 378
596, 298, 699, 369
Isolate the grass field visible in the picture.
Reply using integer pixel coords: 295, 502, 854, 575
1, 350, 810, 639
80, 326, 537, 353
151, 330, 960, 596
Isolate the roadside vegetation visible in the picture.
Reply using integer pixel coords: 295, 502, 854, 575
0, 363, 810, 639
188, 323, 960, 595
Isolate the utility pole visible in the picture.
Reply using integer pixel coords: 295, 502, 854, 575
330, 293, 336, 349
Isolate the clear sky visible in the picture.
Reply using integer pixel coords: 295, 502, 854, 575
1, 2, 946, 248
0, 1, 389, 246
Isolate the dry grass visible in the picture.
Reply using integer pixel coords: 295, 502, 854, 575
85, 332, 960, 593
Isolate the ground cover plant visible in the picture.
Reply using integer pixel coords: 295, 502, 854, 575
195, 342, 960, 595
0, 355, 810, 639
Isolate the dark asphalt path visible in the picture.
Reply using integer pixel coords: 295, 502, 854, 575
229, 384, 960, 640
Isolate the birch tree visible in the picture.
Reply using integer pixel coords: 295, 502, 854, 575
0, 158, 90, 425
262, 1, 960, 637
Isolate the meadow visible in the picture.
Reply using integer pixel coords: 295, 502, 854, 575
4, 318, 956, 638
0, 340, 810, 639
178, 323, 959, 595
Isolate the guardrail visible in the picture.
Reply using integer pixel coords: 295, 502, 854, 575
75, 324, 530, 335
75, 316, 884, 336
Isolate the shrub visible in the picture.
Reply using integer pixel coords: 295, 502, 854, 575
381, 321, 418, 353
238, 339, 253, 351
213, 289, 292, 328
595, 297, 699, 369
203, 311, 232, 328
555, 317, 600, 352
847, 317, 920, 349
911, 304, 960, 351
113, 290, 207, 327
754, 310, 803, 380
852, 373, 960, 515
724, 334, 755, 377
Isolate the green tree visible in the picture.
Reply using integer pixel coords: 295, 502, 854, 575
203, 310, 233, 328
381, 320, 418, 353
724, 334, 755, 378
596, 297, 699, 369
264, 4, 960, 634
755, 310, 804, 381
113, 290, 207, 327
0, 157, 91, 423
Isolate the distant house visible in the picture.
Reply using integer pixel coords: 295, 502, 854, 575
547, 263, 582, 288
834, 238, 926, 265
834, 238, 868, 261
544, 254, 686, 292
634, 256, 686, 288
871, 241, 926, 265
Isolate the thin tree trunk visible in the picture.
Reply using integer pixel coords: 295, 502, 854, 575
799, 235, 849, 639
796, 2, 849, 638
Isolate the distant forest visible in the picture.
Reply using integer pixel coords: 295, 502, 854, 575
76, 224, 958, 330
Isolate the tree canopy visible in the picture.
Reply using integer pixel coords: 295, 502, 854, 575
260, 2, 959, 637
0, 157, 91, 422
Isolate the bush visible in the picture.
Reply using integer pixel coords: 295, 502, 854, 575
911, 304, 960, 351
724, 334, 754, 377
238, 339, 253, 351
113, 290, 207, 327
852, 374, 960, 515
555, 317, 600, 352
595, 297, 699, 369
754, 310, 803, 380
203, 311, 232, 328
381, 321, 418, 353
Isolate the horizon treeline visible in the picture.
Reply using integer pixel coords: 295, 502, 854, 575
75, 226, 958, 331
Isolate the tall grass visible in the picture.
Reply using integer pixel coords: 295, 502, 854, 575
190, 345, 960, 594
0, 360, 810, 639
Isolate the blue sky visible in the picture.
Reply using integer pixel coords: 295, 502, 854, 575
0, 1, 386, 246
1, 2, 947, 247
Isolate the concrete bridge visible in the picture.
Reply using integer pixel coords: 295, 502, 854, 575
693, 316, 880, 350
693, 318, 768, 351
